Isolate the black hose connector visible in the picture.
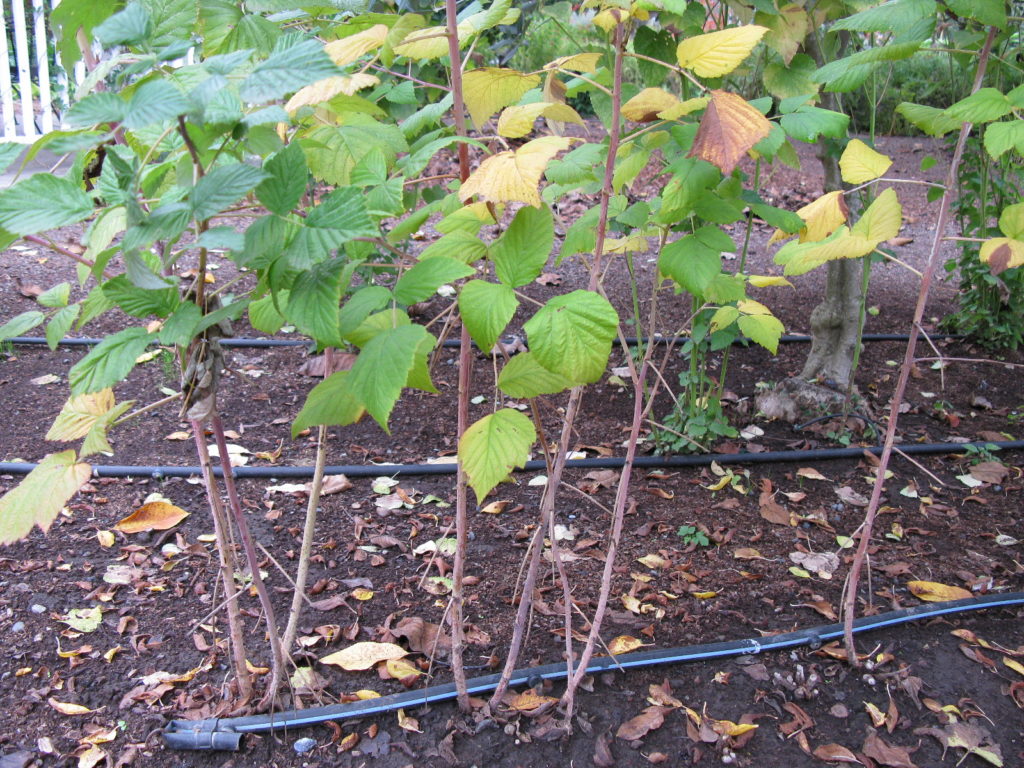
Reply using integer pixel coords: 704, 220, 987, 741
163, 592, 1024, 750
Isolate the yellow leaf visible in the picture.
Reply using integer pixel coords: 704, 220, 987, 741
657, 96, 710, 120
506, 691, 559, 711
851, 188, 902, 244
285, 75, 379, 113
865, 701, 886, 727
60, 606, 102, 632
980, 237, 1024, 275
608, 635, 644, 654
355, 690, 381, 699
713, 719, 758, 737
604, 235, 648, 253
48, 698, 96, 715
462, 68, 541, 127
324, 25, 389, 66
96, 530, 115, 548
459, 136, 573, 207
103, 646, 121, 663
480, 500, 509, 514
733, 547, 764, 560
393, 25, 454, 61
320, 641, 407, 671
76, 745, 106, 768
747, 274, 792, 287
622, 594, 643, 614
840, 138, 893, 184
593, 7, 631, 32
688, 90, 771, 175
0, 450, 92, 544
737, 298, 772, 316
351, 588, 374, 601
792, 190, 850, 243
543, 52, 602, 73
397, 708, 422, 732
1003, 657, 1024, 677
636, 553, 670, 569
81, 727, 118, 745
497, 102, 581, 138
622, 88, 680, 122
113, 501, 189, 534
164, 431, 190, 440
46, 389, 115, 442
693, 591, 718, 599
907, 580, 973, 602
677, 26, 769, 78
385, 658, 422, 680
761, 3, 808, 65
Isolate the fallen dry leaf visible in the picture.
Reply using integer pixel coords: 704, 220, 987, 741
812, 743, 862, 763
320, 642, 407, 671
114, 501, 189, 533
759, 478, 790, 525
616, 705, 668, 741
48, 698, 96, 715
907, 580, 972, 602
505, 690, 559, 712
608, 635, 644, 655
862, 728, 918, 768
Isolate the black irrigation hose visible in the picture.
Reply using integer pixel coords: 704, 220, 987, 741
163, 591, 1024, 750
6, 332, 962, 349
2, 440, 1022, 480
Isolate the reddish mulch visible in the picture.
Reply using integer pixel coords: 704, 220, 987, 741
1, 135, 1022, 768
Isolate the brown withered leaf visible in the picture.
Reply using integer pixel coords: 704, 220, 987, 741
578, 469, 619, 494
391, 616, 451, 657
616, 706, 668, 741
298, 352, 357, 377
800, 600, 838, 621
113, 501, 189, 533
915, 722, 1003, 767
861, 728, 918, 768
688, 90, 771, 175
593, 730, 616, 768
968, 461, 1008, 485
780, 701, 814, 737
812, 743, 862, 763
759, 478, 790, 525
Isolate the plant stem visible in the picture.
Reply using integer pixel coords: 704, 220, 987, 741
445, 0, 472, 713
841, 25, 998, 663
282, 351, 332, 653
191, 421, 252, 703
211, 414, 286, 710
22, 234, 114, 280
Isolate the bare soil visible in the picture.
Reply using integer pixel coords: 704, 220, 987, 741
1, 136, 1022, 768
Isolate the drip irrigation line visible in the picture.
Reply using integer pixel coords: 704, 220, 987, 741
163, 591, 1024, 750
6, 332, 960, 350
2, 440, 1022, 480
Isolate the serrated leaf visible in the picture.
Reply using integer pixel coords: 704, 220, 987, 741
46, 389, 116, 442
980, 238, 1024, 275
69, 328, 154, 395
320, 641, 407, 671
851, 188, 902, 243
896, 102, 961, 137
832, 0, 936, 35
621, 88, 680, 122
738, 312, 784, 354
123, 79, 189, 130
0, 175, 94, 235
114, 501, 189, 533
998, 203, 1024, 240
759, 4, 808, 65
190, 163, 266, 221
286, 258, 345, 344
458, 280, 518, 352
688, 90, 771, 175
0, 451, 92, 544
523, 290, 617, 385
241, 33, 341, 103
459, 136, 573, 207
491, 204, 554, 287
497, 352, 574, 398
394, 256, 475, 305
256, 143, 307, 216
813, 41, 923, 86
770, 189, 849, 244
419, 230, 488, 263
943, 88, 1012, 124
325, 24, 389, 66
46, 304, 81, 351
677, 25, 768, 78
780, 106, 850, 142
840, 139, 892, 184
459, 408, 536, 502
292, 370, 366, 437
462, 68, 541, 128
775, 227, 875, 275
496, 102, 582, 138
0, 310, 45, 341
346, 324, 435, 430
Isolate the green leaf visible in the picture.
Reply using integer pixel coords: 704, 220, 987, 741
50, 0, 118, 71
46, 305, 81, 350
0, 451, 92, 544
69, 328, 154, 394
80, 399, 133, 458
65, 93, 128, 127
158, 302, 202, 346
248, 292, 287, 334
895, 102, 961, 137
943, 88, 1012, 125
945, 0, 1006, 29
984, 121, 1024, 159
200, 0, 278, 57
831, 0, 936, 35
394, 256, 475, 305
458, 280, 518, 353
241, 32, 341, 103
0, 143, 22, 173
523, 290, 618, 385
0, 175, 94, 235
190, 163, 266, 221
418, 231, 488, 264
660, 232, 723, 296
763, 53, 817, 99
37, 282, 71, 308
780, 106, 849, 142
286, 187, 378, 269
813, 41, 923, 86
459, 408, 536, 503
634, 27, 676, 87
346, 324, 435, 430
999, 203, 1024, 240
303, 123, 407, 187
0, 310, 45, 341
102, 275, 179, 317
339, 286, 391, 340
292, 370, 366, 436
492, 204, 554, 288
123, 79, 190, 130
347, 308, 410, 348
286, 258, 345, 345
738, 313, 783, 354
497, 352, 574, 398
94, 2, 152, 46
143, 0, 199, 48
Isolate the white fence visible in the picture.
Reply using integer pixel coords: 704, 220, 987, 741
0, 0, 77, 143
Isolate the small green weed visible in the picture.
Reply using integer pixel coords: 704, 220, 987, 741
676, 525, 710, 548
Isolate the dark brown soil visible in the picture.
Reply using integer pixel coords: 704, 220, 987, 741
1, 136, 1022, 768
